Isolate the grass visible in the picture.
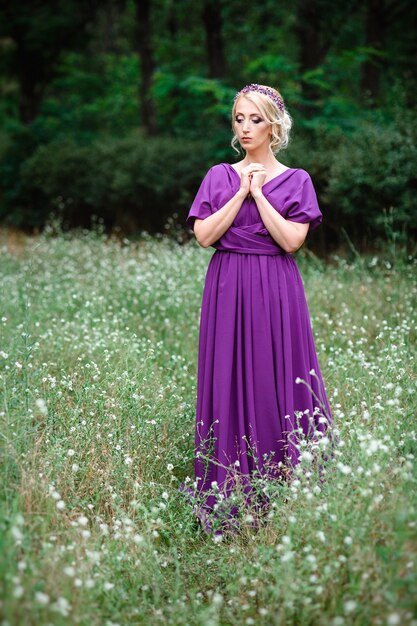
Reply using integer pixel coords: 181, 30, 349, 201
0, 224, 416, 626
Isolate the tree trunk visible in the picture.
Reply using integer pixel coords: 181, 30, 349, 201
15, 50, 46, 124
295, 0, 364, 116
295, 0, 325, 115
202, 0, 227, 78
135, 0, 157, 135
360, 0, 386, 106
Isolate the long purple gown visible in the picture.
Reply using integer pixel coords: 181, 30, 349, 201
179, 163, 334, 534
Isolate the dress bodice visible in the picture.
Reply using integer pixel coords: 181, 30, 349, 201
185, 162, 323, 255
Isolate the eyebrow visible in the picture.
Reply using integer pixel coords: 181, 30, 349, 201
235, 111, 263, 116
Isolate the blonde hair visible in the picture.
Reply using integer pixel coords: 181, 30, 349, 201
231, 85, 293, 155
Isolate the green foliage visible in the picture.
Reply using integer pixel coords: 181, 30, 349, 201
279, 94, 417, 253
38, 52, 140, 139
0, 0, 417, 247
152, 73, 235, 152
0, 130, 210, 231
323, 107, 417, 246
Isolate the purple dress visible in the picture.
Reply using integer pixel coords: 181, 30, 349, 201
179, 163, 334, 534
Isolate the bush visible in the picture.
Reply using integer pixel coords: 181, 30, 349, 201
282, 108, 417, 251
1, 107, 416, 250
322, 108, 417, 248
0, 130, 210, 233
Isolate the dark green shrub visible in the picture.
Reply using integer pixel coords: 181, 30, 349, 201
1, 130, 210, 232
281, 109, 417, 250
322, 109, 417, 247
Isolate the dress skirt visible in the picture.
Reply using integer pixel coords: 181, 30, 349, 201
178, 163, 335, 534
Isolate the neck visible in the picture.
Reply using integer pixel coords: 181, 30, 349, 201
243, 147, 277, 168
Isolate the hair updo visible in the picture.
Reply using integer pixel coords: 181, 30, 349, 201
231, 85, 293, 155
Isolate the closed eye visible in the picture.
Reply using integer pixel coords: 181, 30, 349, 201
235, 117, 263, 124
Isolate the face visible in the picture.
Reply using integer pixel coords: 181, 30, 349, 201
233, 96, 271, 151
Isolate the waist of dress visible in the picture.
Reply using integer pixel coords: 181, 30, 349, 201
213, 225, 288, 256
214, 247, 288, 256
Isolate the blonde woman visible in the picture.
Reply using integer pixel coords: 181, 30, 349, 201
179, 84, 334, 535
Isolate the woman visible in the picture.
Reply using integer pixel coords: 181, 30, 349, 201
179, 84, 334, 535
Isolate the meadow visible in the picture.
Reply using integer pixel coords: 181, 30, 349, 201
0, 225, 416, 626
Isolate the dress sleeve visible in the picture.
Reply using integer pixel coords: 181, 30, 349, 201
185, 167, 214, 231
284, 174, 323, 231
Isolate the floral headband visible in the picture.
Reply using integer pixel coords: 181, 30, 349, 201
234, 83, 284, 112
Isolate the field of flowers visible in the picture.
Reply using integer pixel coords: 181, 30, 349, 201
0, 225, 416, 626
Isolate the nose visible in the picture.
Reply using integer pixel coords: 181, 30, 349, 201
242, 120, 251, 133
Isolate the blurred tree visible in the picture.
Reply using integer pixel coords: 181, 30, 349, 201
202, 0, 227, 78
0, 0, 416, 247
294, 0, 363, 117
0, 0, 101, 123
87, 0, 129, 54
135, 0, 157, 135
360, 0, 386, 105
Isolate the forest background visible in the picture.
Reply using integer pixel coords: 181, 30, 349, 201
0, 0, 417, 255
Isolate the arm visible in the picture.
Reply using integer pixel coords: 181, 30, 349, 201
194, 188, 248, 248
193, 162, 266, 248
249, 168, 310, 253
251, 189, 309, 253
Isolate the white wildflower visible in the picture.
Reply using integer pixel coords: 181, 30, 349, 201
13, 586, 24, 598
63, 566, 76, 577
35, 398, 48, 415
212, 592, 223, 605
35, 591, 50, 605
343, 600, 357, 613
10, 526, 23, 541
337, 462, 352, 475
387, 613, 401, 626
52, 597, 71, 616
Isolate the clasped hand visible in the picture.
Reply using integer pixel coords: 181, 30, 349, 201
239, 163, 267, 196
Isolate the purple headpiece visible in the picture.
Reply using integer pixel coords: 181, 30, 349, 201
234, 83, 284, 112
